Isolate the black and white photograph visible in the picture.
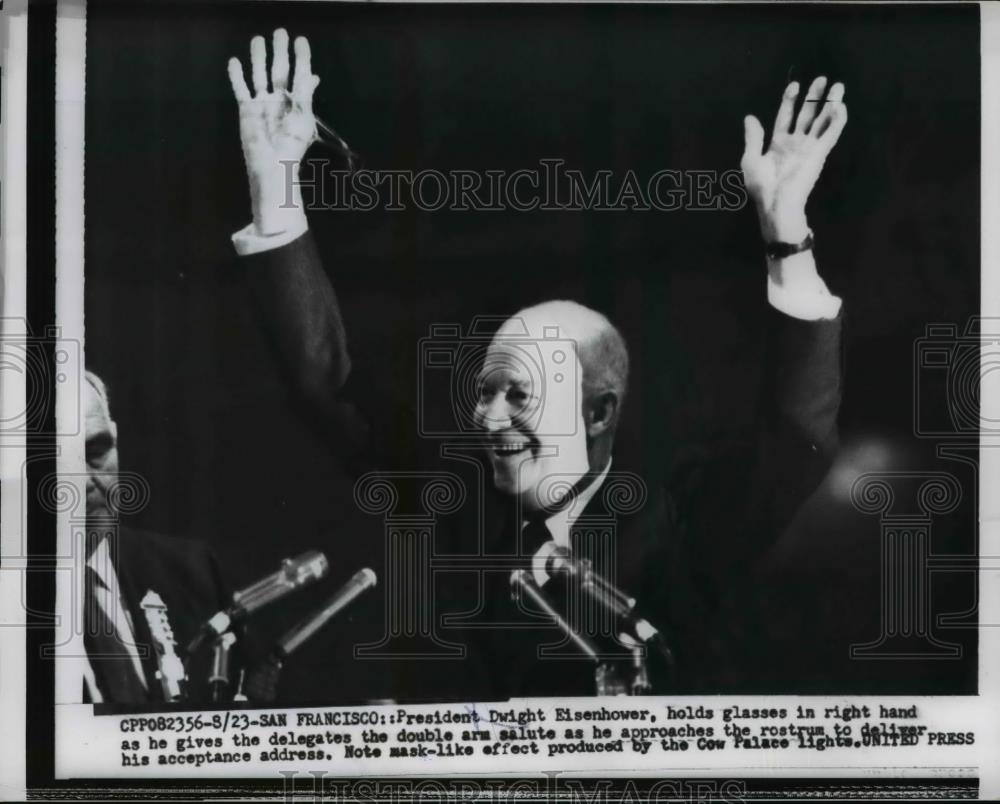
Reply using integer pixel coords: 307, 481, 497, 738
3, 0, 1000, 799
77, 0, 980, 704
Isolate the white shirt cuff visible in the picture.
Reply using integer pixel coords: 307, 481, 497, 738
767, 274, 843, 321
231, 216, 310, 257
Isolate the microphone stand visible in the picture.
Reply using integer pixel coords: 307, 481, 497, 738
621, 633, 653, 696
535, 543, 677, 690
510, 570, 602, 662
512, 564, 667, 696
208, 632, 237, 704
512, 570, 632, 695
244, 568, 378, 703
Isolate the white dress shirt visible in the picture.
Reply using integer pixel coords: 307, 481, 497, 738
530, 460, 612, 587
80, 537, 148, 702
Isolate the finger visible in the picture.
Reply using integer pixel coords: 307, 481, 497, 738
271, 28, 290, 93
772, 81, 799, 135
794, 76, 828, 133
227, 57, 252, 103
742, 115, 765, 161
292, 36, 313, 101
302, 74, 321, 113
810, 82, 845, 138
817, 102, 848, 151
250, 35, 269, 96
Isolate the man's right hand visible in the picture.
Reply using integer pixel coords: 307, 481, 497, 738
228, 29, 320, 236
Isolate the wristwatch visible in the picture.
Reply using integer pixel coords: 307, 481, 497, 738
766, 230, 814, 260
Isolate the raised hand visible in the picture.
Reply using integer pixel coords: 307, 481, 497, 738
741, 77, 847, 242
228, 29, 321, 235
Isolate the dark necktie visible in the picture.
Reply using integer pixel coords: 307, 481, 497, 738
84, 566, 148, 704
518, 469, 599, 559
521, 516, 553, 560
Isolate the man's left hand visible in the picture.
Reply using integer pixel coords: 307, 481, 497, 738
741, 77, 847, 242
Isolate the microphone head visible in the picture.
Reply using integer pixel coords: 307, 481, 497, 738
509, 568, 531, 596
355, 567, 378, 589
288, 551, 329, 584
232, 551, 330, 617
509, 568, 529, 586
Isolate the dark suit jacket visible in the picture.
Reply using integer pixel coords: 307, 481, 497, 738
98, 526, 233, 705
241, 231, 842, 701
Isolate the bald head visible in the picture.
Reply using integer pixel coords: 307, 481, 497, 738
85, 370, 111, 418
475, 300, 628, 511
498, 300, 630, 414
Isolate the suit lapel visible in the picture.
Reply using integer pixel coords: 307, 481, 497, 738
111, 531, 164, 701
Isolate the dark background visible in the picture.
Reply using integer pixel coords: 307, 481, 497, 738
84, 1, 979, 699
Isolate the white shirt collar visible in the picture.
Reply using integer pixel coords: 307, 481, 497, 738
542, 459, 613, 548
86, 534, 114, 584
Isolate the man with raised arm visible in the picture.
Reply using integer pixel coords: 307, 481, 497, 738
225, 29, 845, 700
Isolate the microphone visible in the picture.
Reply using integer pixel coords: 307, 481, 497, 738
245, 568, 377, 702
186, 551, 329, 656
532, 541, 635, 613
531, 541, 675, 669
509, 570, 600, 661
277, 567, 377, 657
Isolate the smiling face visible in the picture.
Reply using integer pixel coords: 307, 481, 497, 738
473, 316, 590, 516
84, 374, 119, 521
